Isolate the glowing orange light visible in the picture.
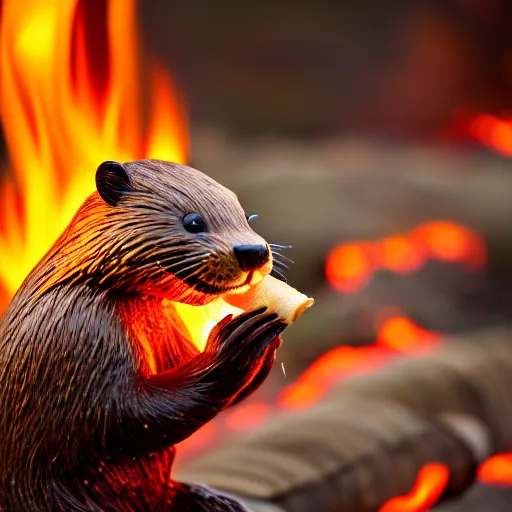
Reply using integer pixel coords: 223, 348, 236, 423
378, 235, 425, 274
326, 221, 486, 295
478, 453, 512, 486
278, 382, 325, 410
278, 345, 391, 410
377, 316, 439, 354
4, 11, 507, 504
224, 402, 273, 432
469, 115, 498, 142
412, 222, 486, 268
325, 243, 373, 293
469, 114, 512, 158
379, 463, 450, 512
177, 422, 217, 456
489, 121, 512, 157
0, 0, 188, 300
168, 299, 242, 352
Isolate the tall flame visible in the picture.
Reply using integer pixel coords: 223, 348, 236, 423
2, 4, 509, 508
0, 0, 188, 298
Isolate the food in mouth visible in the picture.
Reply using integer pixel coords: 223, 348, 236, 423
223, 275, 314, 325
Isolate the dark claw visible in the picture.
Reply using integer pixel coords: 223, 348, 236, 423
220, 307, 268, 336
206, 307, 268, 350
223, 311, 279, 353
215, 308, 269, 348
253, 321, 286, 357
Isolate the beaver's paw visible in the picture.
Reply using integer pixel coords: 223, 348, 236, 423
192, 308, 285, 406
206, 307, 286, 359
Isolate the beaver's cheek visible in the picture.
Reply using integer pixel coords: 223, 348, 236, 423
209, 254, 272, 289
204, 259, 242, 282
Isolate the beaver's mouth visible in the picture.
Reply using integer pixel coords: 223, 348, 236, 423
188, 270, 255, 296
161, 250, 272, 299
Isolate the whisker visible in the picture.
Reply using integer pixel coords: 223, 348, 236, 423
273, 252, 294, 265
271, 268, 287, 283
159, 259, 207, 279
269, 243, 292, 250
274, 259, 290, 270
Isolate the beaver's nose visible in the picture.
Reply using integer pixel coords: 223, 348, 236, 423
234, 244, 269, 271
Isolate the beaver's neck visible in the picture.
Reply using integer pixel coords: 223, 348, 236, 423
116, 294, 199, 376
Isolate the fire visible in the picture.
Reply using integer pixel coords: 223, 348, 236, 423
277, 314, 438, 411
469, 115, 512, 158
378, 235, 425, 274
278, 344, 391, 410
0, 0, 188, 300
326, 221, 486, 293
377, 316, 440, 353
478, 453, 512, 486
379, 464, 450, 512
325, 242, 373, 293
2, 3, 509, 507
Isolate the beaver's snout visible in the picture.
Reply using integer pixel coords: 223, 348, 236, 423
234, 244, 269, 271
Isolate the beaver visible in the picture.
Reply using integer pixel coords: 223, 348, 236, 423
0, 160, 289, 511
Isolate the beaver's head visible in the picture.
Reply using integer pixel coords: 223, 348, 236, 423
76, 159, 273, 304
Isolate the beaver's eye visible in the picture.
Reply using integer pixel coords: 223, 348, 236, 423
183, 213, 207, 233
246, 214, 258, 223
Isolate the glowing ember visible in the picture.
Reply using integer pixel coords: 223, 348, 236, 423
469, 115, 512, 158
277, 314, 438, 411
478, 453, 512, 486
326, 221, 486, 293
325, 242, 372, 293
377, 235, 426, 274
379, 463, 450, 512
411, 221, 486, 269
377, 316, 440, 354
278, 345, 392, 410
0, 0, 188, 300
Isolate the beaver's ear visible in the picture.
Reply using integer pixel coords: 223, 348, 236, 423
96, 161, 133, 207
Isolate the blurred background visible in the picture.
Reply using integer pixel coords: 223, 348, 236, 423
1, 0, 512, 510
139, 0, 512, 343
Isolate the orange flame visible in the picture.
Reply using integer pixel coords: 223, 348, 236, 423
0, 0, 188, 299
469, 115, 512, 158
379, 464, 450, 512
326, 221, 486, 293
378, 235, 426, 274
377, 316, 440, 353
277, 314, 437, 411
478, 453, 512, 486
2, 5, 509, 505
325, 242, 373, 293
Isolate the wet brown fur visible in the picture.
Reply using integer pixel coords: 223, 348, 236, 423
0, 160, 286, 511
